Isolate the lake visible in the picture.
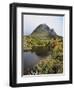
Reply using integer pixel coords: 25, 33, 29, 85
22, 51, 41, 75
22, 46, 50, 75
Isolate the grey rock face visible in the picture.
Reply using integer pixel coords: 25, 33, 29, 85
31, 24, 57, 37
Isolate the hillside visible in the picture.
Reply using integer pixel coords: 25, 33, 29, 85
31, 24, 57, 39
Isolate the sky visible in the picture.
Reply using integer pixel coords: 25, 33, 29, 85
23, 14, 64, 36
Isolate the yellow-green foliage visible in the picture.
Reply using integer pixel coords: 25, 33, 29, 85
25, 58, 63, 75
23, 36, 51, 50
33, 59, 63, 74
23, 36, 63, 75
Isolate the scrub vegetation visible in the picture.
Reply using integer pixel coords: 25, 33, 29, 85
23, 24, 63, 75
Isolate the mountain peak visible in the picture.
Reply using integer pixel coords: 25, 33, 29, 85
36, 24, 50, 31
31, 24, 57, 38
37, 24, 50, 30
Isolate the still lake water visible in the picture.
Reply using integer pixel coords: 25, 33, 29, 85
22, 49, 50, 75
22, 51, 40, 74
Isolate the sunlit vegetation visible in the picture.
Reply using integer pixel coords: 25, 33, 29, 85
23, 35, 63, 75
32, 59, 63, 74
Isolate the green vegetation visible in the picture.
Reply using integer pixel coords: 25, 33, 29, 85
31, 59, 63, 74
23, 36, 63, 75
23, 24, 63, 75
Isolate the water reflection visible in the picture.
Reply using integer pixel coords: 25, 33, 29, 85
22, 46, 50, 75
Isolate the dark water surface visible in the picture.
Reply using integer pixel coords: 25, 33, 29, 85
22, 51, 41, 74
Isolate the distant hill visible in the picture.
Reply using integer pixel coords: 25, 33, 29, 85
31, 24, 58, 38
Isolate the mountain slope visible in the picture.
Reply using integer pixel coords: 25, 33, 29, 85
31, 24, 57, 38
